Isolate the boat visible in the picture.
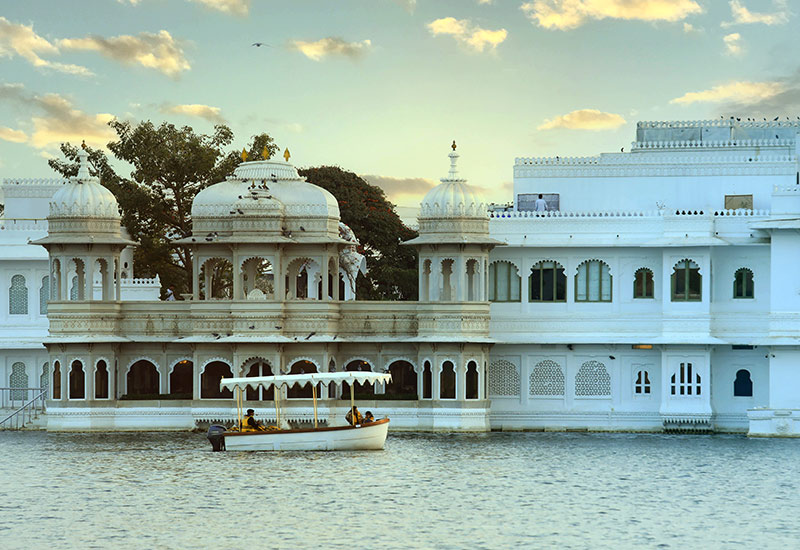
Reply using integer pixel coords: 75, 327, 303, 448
207, 371, 392, 451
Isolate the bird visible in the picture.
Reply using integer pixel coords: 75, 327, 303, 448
212, 333, 220, 339
736, 117, 741, 121
620, 147, 624, 153
776, 135, 780, 139
299, 226, 306, 232
774, 116, 779, 121
270, 173, 278, 183
252, 42, 272, 48
305, 332, 316, 340
275, 326, 282, 330
248, 325, 255, 330
237, 209, 244, 215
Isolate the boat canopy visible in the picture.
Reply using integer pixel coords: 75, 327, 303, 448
220, 371, 392, 391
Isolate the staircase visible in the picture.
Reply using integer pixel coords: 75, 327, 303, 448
0, 388, 47, 430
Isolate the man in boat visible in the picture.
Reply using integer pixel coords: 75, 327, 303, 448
363, 411, 375, 424
345, 406, 363, 426
242, 409, 266, 431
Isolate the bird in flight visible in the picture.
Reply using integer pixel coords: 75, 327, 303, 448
252, 42, 272, 47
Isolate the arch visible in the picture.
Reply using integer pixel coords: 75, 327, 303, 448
200, 361, 233, 399
39, 276, 50, 315
733, 268, 754, 299
383, 356, 418, 373
52, 360, 61, 399
530, 360, 564, 396
243, 358, 274, 401
422, 360, 432, 399
575, 259, 612, 302
529, 260, 566, 302
68, 258, 85, 301
286, 359, 319, 398
9, 274, 28, 314
489, 261, 521, 302
127, 359, 159, 397
634, 370, 651, 395
633, 267, 654, 299
9, 362, 28, 401
465, 360, 479, 399
575, 360, 611, 396
95, 359, 109, 399
671, 259, 701, 302
670, 362, 701, 396
488, 359, 520, 397
200, 257, 234, 300
440, 360, 456, 399
69, 360, 86, 399
170, 359, 193, 397
384, 360, 418, 400
342, 359, 374, 399
466, 258, 480, 301
440, 258, 454, 301
734, 369, 753, 397
241, 256, 275, 300
285, 258, 321, 300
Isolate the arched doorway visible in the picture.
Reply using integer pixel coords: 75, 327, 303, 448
201, 361, 233, 398
287, 360, 318, 398
69, 360, 85, 399
170, 360, 193, 398
422, 360, 432, 399
466, 360, 479, 399
384, 361, 418, 400
127, 360, 159, 397
95, 360, 109, 399
244, 360, 274, 401
440, 361, 456, 399
52, 361, 61, 399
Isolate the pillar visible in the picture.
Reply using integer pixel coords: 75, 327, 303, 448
192, 254, 200, 300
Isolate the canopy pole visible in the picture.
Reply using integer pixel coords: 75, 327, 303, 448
273, 385, 280, 429
236, 386, 242, 429
312, 383, 318, 429
350, 381, 355, 425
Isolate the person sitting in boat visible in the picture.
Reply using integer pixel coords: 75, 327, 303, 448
345, 406, 363, 426
363, 411, 375, 424
242, 409, 265, 431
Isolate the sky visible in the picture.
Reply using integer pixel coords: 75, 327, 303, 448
1, 0, 799, 210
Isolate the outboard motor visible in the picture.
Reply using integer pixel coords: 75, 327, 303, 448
207, 424, 226, 452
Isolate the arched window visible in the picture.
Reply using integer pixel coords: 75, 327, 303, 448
52, 361, 61, 399
633, 268, 654, 299
170, 360, 193, 398
10, 362, 28, 401
465, 361, 479, 399
200, 361, 233, 399
9, 274, 28, 314
127, 360, 159, 397
529, 261, 566, 302
385, 361, 418, 400
95, 360, 109, 399
575, 260, 612, 302
341, 360, 372, 399
734, 369, 753, 397
422, 361, 432, 399
489, 261, 521, 302
440, 361, 456, 399
69, 360, 85, 399
39, 276, 50, 315
530, 360, 564, 396
244, 361, 274, 401
200, 258, 234, 300
634, 370, 651, 395
440, 259, 454, 301
488, 359, 520, 397
575, 360, 611, 396
671, 259, 701, 302
733, 268, 754, 299
670, 362, 701, 396
287, 361, 318, 398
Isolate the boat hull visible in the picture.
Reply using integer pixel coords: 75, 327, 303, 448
220, 419, 389, 451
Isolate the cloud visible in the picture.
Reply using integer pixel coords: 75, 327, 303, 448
670, 80, 784, 105
683, 22, 702, 32
290, 37, 371, 61
427, 17, 508, 52
58, 30, 190, 77
163, 103, 225, 123
0, 83, 115, 148
0, 17, 92, 75
538, 109, 626, 130
521, 0, 702, 30
361, 175, 438, 200
0, 126, 28, 143
723, 32, 743, 55
189, 0, 250, 16
722, 0, 789, 27
393, 0, 417, 12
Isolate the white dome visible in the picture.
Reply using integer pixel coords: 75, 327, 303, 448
419, 151, 487, 219
49, 149, 120, 219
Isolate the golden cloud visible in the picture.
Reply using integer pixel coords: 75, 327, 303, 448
723, 32, 743, 55
163, 103, 225, 123
290, 37, 372, 61
0, 126, 28, 143
0, 17, 92, 75
670, 81, 784, 105
538, 109, 626, 130
722, 0, 788, 27
190, 0, 250, 16
428, 17, 507, 52
521, 0, 702, 30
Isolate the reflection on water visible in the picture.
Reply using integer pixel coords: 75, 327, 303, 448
1, 431, 799, 549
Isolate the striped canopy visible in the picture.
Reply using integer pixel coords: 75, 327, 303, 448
220, 371, 392, 391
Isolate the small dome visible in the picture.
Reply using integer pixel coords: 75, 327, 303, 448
419, 150, 487, 219
49, 149, 120, 219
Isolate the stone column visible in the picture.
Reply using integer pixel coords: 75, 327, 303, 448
456, 360, 466, 401
86, 358, 95, 401
192, 254, 200, 300
321, 254, 330, 301
84, 256, 94, 301
232, 250, 242, 300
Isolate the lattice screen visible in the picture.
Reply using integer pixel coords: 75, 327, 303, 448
488, 359, 520, 397
529, 360, 565, 396
9, 275, 28, 315
41, 362, 49, 390
40, 276, 49, 315
10, 362, 28, 400
575, 360, 611, 396
70, 276, 78, 301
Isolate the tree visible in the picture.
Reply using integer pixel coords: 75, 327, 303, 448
298, 166, 419, 300
49, 120, 277, 294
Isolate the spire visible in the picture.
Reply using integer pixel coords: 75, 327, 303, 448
283, 148, 291, 162
441, 141, 465, 183
241, 148, 248, 162
76, 146, 90, 183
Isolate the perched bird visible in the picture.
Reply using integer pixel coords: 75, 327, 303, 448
248, 325, 255, 330
275, 326, 283, 330
212, 333, 220, 339
620, 147, 624, 153
299, 226, 306, 232
237, 209, 244, 215
305, 332, 316, 340
774, 116, 779, 121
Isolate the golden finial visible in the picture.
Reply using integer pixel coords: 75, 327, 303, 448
283, 148, 290, 162
81, 140, 87, 150
261, 146, 269, 160
451, 140, 457, 151
241, 147, 248, 162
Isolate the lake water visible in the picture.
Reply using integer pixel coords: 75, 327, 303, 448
1, 431, 799, 549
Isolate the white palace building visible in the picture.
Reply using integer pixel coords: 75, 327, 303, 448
2, 119, 800, 436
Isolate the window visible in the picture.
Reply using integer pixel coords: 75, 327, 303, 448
670, 362, 701, 396
465, 361, 479, 400
529, 261, 566, 302
724, 194, 753, 210
734, 369, 753, 397
9, 274, 28, 314
575, 260, 612, 302
440, 361, 456, 399
10, 362, 28, 401
634, 370, 651, 395
422, 361, 432, 399
529, 360, 565, 396
489, 262, 521, 302
575, 360, 611, 396
69, 360, 85, 399
671, 259, 701, 302
39, 276, 49, 315
518, 193, 560, 212
95, 360, 109, 399
488, 359, 520, 397
733, 268, 754, 299
633, 268, 654, 299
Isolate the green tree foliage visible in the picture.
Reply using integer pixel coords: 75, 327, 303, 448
48, 120, 277, 294
298, 166, 419, 300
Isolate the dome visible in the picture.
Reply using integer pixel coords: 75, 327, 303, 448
419, 150, 487, 220
49, 149, 120, 219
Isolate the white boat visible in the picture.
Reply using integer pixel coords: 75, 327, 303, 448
207, 371, 392, 452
